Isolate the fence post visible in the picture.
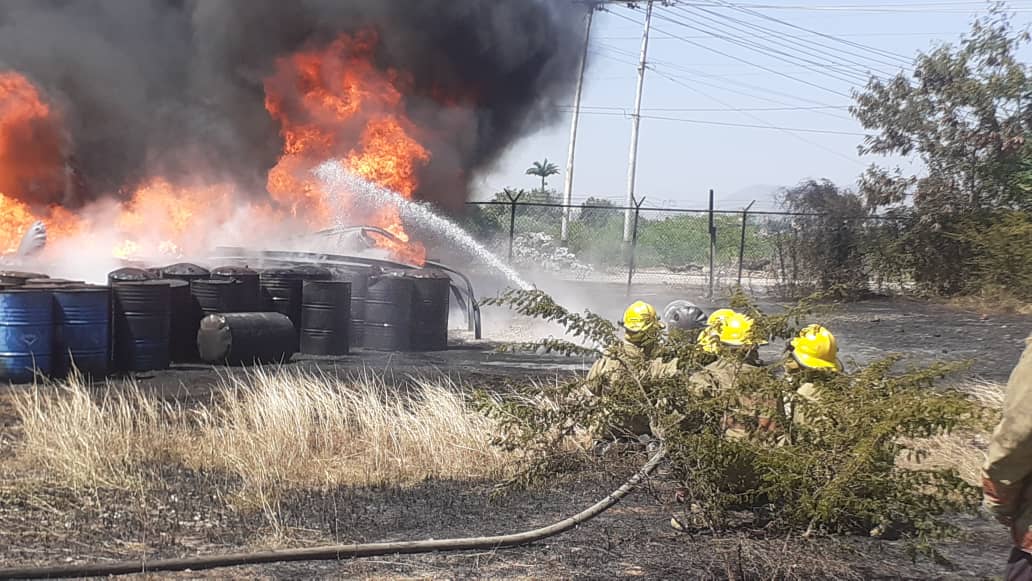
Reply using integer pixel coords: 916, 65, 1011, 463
626, 196, 646, 299
737, 200, 756, 287
707, 189, 715, 299
505, 189, 523, 264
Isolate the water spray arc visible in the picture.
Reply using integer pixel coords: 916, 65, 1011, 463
314, 161, 533, 291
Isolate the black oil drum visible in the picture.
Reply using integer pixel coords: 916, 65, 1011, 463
363, 272, 413, 352
0, 271, 49, 286
198, 312, 296, 365
260, 268, 303, 332
161, 263, 210, 283
211, 266, 261, 311
406, 270, 450, 352
335, 266, 374, 349
163, 279, 198, 363
112, 281, 171, 372
301, 280, 351, 356
108, 268, 156, 286
191, 279, 245, 316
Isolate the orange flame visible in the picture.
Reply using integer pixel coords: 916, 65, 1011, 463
265, 31, 430, 264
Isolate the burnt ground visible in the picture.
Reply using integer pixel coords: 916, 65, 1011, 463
0, 290, 1029, 579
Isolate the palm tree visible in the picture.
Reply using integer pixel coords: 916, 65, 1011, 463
526, 159, 560, 191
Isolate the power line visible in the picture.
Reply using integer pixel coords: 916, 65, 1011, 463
709, 0, 917, 65
610, 8, 853, 98
560, 104, 850, 112
670, 3, 908, 76
652, 8, 872, 86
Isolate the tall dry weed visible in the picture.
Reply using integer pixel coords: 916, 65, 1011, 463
7, 368, 512, 502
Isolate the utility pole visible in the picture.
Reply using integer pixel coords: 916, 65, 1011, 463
560, 3, 596, 243
623, 0, 654, 243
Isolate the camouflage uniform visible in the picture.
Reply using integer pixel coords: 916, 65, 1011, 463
983, 335, 1032, 576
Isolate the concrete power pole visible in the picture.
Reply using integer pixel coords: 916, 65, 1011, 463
560, 3, 596, 243
623, 0, 654, 243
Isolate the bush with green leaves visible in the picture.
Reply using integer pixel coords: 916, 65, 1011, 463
477, 289, 990, 540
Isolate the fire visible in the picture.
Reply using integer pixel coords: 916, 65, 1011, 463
265, 31, 430, 264
0, 32, 436, 265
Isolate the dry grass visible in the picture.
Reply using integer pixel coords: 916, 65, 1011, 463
6, 368, 514, 503
901, 378, 1004, 485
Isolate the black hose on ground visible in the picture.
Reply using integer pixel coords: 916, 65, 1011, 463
0, 447, 667, 580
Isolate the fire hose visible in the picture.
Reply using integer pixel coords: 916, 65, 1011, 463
0, 447, 666, 580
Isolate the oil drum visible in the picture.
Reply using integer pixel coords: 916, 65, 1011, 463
260, 268, 304, 329
108, 267, 156, 286
406, 269, 451, 352
363, 271, 413, 352
0, 271, 49, 287
300, 280, 351, 356
335, 265, 374, 349
191, 279, 245, 316
161, 263, 210, 283
53, 287, 110, 378
112, 281, 171, 372
0, 289, 54, 383
164, 279, 198, 363
197, 312, 296, 365
211, 266, 261, 311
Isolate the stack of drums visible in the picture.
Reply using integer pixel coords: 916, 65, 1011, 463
300, 280, 351, 356
211, 266, 262, 311
52, 286, 110, 378
335, 265, 374, 348
0, 288, 53, 382
112, 281, 171, 372
364, 271, 414, 352
406, 270, 451, 351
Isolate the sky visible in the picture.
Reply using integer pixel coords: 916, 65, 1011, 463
473, 0, 1032, 212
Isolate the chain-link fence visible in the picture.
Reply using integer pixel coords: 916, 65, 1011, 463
460, 199, 898, 296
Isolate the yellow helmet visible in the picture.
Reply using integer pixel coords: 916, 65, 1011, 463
698, 309, 766, 351
623, 301, 663, 345
790, 324, 842, 372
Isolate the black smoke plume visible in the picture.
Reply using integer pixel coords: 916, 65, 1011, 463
0, 0, 586, 211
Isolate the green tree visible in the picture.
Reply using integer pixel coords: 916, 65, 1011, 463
578, 197, 619, 227
778, 180, 869, 294
851, 3, 1032, 294
526, 159, 560, 191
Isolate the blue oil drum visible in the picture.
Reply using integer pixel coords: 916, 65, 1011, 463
53, 287, 110, 378
0, 289, 54, 383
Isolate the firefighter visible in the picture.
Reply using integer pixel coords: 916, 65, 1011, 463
782, 324, 843, 429
586, 301, 677, 440
689, 309, 773, 440
983, 336, 1032, 579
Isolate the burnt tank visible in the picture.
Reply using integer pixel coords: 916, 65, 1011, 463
300, 280, 351, 356
363, 271, 414, 352
197, 312, 297, 365
406, 269, 450, 352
